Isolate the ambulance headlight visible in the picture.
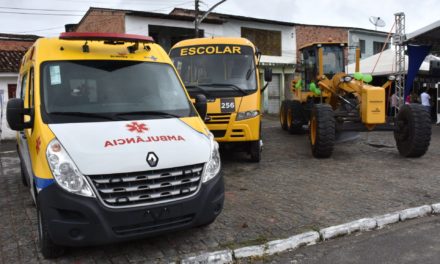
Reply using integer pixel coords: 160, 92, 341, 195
203, 133, 221, 182
236, 110, 259, 121
46, 139, 95, 197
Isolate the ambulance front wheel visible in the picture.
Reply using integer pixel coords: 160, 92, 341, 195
37, 203, 65, 259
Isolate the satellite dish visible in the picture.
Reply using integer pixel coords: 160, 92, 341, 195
369, 16, 386, 30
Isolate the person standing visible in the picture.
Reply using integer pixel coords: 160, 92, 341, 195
390, 92, 398, 116
420, 88, 431, 113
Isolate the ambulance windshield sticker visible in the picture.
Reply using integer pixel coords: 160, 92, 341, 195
49, 65, 61, 85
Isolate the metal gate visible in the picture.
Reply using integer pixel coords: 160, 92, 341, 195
267, 74, 280, 114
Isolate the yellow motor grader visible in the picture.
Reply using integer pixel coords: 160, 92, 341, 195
280, 42, 431, 158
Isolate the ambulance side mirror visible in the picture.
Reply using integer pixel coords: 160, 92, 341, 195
6, 98, 33, 131
194, 94, 207, 120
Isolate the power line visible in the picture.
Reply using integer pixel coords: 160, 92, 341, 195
0, 6, 85, 12
0, 11, 83, 16
0, 0, 195, 17
13, 26, 65, 34
54, 0, 192, 4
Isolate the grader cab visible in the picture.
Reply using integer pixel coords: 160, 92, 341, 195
280, 42, 431, 158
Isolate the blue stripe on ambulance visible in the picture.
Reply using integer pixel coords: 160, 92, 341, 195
34, 177, 55, 190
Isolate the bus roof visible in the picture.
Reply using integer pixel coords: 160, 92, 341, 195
171, 37, 255, 49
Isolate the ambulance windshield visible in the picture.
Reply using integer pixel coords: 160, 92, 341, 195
41, 61, 195, 122
170, 45, 257, 96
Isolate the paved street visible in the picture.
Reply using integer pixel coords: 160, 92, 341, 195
1, 116, 440, 263
246, 215, 440, 264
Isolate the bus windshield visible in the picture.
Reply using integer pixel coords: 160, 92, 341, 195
170, 45, 257, 96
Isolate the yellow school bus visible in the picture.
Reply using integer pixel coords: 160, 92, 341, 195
170, 37, 272, 162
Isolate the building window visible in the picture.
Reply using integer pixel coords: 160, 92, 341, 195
359, 39, 365, 54
7, 84, 17, 99
373, 41, 390, 54
241, 27, 281, 56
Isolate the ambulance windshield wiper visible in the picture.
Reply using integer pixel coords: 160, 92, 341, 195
49, 111, 116, 120
115, 111, 181, 118
199, 83, 249, 95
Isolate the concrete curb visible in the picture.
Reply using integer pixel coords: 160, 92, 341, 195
399, 205, 432, 221
181, 249, 233, 264
319, 217, 376, 241
374, 212, 400, 228
180, 203, 440, 263
233, 245, 265, 259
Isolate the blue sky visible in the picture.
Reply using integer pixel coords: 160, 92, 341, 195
0, 0, 437, 36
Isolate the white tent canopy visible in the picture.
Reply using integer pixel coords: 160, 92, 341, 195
346, 48, 430, 76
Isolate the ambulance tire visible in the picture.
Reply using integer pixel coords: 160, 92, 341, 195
37, 203, 65, 259
20, 161, 28, 187
394, 104, 431, 157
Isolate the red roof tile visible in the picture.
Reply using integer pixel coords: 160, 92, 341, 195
0, 50, 26, 73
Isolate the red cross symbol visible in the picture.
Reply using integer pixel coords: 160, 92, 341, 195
36, 137, 41, 155
126, 122, 149, 133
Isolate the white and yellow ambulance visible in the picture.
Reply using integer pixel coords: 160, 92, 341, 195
6, 32, 224, 258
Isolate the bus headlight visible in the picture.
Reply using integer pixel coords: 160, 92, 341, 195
203, 133, 221, 183
236, 110, 259, 121
46, 139, 95, 197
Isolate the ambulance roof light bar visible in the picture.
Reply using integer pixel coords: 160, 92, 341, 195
59, 32, 155, 53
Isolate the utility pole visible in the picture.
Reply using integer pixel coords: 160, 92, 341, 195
194, 0, 227, 38
194, 0, 200, 37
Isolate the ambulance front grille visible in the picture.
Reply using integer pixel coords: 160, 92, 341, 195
87, 164, 204, 208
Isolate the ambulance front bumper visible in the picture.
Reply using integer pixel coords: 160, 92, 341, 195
37, 172, 224, 247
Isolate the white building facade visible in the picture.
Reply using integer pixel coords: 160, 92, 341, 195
124, 11, 296, 114
0, 73, 18, 140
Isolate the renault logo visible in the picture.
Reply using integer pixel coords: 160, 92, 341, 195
146, 152, 159, 167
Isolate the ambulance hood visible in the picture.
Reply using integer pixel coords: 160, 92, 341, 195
48, 119, 211, 175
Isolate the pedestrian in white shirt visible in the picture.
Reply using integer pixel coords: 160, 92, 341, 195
420, 88, 431, 113
390, 92, 398, 116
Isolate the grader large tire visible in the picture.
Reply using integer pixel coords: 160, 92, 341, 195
280, 100, 288, 130
394, 104, 431, 157
309, 104, 335, 158
287, 100, 303, 134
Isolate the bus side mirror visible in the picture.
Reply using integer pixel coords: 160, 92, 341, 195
6, 98, 33, 131
264, 68, 272, 82
261, 68, 273, 93
194, 94, 207, 121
